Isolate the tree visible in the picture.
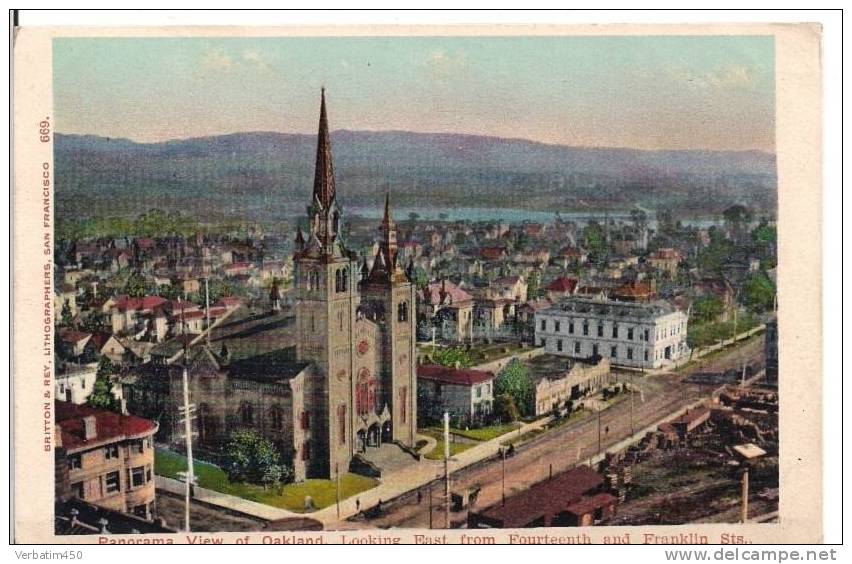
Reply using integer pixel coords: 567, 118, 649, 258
60, 300, 74, 326
494, 359, 534, 416
124, 272, 151, 298
692, 296, 724, 323
743, 271, 776, 313
87, 357, 120, 412
723, 204, 754, 240
582, 222, 609, 263
432, 347, 473, 368
493, 394, 520, 423
527, 270, 542, 300
222, 429, 293, 488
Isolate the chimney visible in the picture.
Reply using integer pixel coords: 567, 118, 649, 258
82, 415, 97, 441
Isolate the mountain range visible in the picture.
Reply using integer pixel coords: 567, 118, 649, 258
55, 131, 777, 223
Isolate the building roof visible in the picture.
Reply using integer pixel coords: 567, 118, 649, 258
58, 329, 92, 344
112, 295, 168, 312
564, 492, 619, 517
422, 281, 473, 306
55, 401, 158, 452
545, 276, 579, 293
477, 466, 603, 527
540, 296, 680, 321
417, 364, 494, 386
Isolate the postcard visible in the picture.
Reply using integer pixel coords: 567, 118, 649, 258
12, 21, 823, 545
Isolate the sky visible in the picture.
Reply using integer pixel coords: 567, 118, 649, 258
53, 35, 775, 152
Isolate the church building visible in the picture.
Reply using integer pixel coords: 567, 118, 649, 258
126, 90, 418, 482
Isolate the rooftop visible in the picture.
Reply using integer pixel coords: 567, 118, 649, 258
541, 296, 679, 320
417, 364, 494, 386
55, 401, 158, 452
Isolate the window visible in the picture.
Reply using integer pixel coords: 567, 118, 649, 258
610, 346, 617, 358
72, 482, 84, 500
554, 321, 561, 332
568, 321, 574, 334
398, 301, 408, 322
556, 339, 563, 352
644, 329, 650, 341
104, 445, 119, 459
132, 505, 147, 518
338, 405, 347, 445
612, 325, 619, 339
146, 465, 152, 483
627, 328, 634, 340
574, 341, 581, 354
69, 454, 82, 470
592, 344, 599, 357
476, 385, 482, 398
644, 349, 650, 361
105, 471, 120, 494
300, 410, 311, 430
240, 402, 254, 426
399, 386, 408, 423
627, 347, 634, 360
540, 319, 546, 331
583, 321, 589, 336
131, 466, 146, 487
597, 324, 604, 337
270, 405, 284, 430
132, 439, 145, 454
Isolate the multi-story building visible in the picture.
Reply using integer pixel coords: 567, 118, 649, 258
416, 364, 494, 425
534, 296, 689, 369
54, 401, 159, 520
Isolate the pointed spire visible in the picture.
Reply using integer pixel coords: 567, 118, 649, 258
295, 225, 305, 247
382, 192, 393, 228
312, 88, 336, 210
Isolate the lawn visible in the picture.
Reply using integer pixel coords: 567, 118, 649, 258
155, 450, 378, 513
425, 422, 521, 442
418, 430, 477, 460
688, 315, 761, 349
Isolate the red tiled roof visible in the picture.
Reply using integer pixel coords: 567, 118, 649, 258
480, 247, 507, 260
545, 276, 579, 293
58, 329, 92, 344
112, 295, 167, 312
417, 364, 494, 386
55, 401, 158, 452
214, 296, 242, 307
423, 281, 472, 305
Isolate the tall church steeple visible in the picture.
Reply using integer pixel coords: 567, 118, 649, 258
367, 192, 406, 283
301, 88, 346, 257
313, 88, 336, 210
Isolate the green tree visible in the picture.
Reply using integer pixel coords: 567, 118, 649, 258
60, 300, 74, 326
222, 429, 293, 488
432, 347, 473, 368
527, 270, 541, 300
582, 222, 609, 263
692, 296, 724, 323
493, 394, 520, 423
494, 359, 534, 416
87, 357, 120, 412
124, 272, 151, 298
743, 271, 776, 313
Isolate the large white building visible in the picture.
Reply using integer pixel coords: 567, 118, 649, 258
534, 296, 689, 369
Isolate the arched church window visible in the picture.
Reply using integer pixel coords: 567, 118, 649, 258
341, 267, 348, 292
335, 269, 342, 292
398, 301, 408, 322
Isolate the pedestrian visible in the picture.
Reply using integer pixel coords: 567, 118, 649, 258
417, 490, 423, 505
605, 425, 610, 435
355, 498, 360, 513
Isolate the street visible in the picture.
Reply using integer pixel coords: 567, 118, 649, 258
352, 336, 765, 529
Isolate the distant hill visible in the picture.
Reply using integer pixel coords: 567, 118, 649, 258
54, 131, 777, 222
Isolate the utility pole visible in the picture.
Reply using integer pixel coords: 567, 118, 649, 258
501, 448, 506, 505
597, 405, 602, 456
335, 463, 341, 519
741, 466, 750, 523
204, 276, 210, 347
176, 311, 197, 532
428, 485, 433, 529
443, 412, 451, 529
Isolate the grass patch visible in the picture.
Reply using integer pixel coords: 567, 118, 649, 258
688, 315, 761, 349
424, 422, 521, 442
419, 430, 477, 460
155, 450, 378, 513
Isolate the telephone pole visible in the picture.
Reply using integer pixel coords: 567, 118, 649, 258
177, 312, 197, 532
443, 412, 451, 529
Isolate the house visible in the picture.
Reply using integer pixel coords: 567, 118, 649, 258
480, 246, 508, 261
492, 275, 528, 303
611, 280, 656, 303
562, 492, 618, 526
54, 401, 159, 519
58, 329, 92, 359
419, 280, 474, 342
55, 363, 99, 404
647, 248, 681, 278
417, 364, 495, 424
108, 295, 168, 335
545, 276, 579, 301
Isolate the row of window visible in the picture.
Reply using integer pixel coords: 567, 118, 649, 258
545, 338, 651, 362
238, 402, 299, 431
68, 438, 151, 471
539, 318, 652, 341
70, 464, 152, 500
